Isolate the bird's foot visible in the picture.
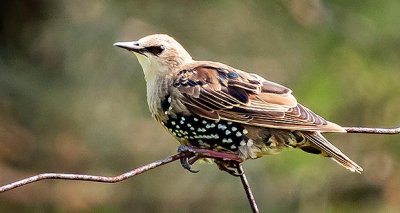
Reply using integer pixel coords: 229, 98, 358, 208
177, 145, 200, 173
177, 145, 244, 175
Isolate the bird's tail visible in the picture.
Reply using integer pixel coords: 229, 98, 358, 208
302, 132, 363, 173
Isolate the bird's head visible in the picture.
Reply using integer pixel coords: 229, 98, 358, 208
114, 34, 192, 81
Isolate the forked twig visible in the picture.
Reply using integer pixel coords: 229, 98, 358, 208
237, 164, 259, 213
0, 148, 259, 211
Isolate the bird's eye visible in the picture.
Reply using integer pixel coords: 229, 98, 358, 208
146, 45, 165, 56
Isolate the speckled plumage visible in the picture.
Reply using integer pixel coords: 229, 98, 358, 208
114, 34, 363, 173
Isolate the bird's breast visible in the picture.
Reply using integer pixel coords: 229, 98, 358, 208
160, 112, 253, 152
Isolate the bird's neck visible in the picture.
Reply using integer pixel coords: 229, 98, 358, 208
145, 72, 173, 117
138, 56, 193, 116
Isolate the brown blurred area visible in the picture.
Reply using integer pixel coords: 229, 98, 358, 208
1, 0, 400, 212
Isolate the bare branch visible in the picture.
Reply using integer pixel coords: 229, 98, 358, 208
0, 152, 186, 193
237, 164, 259, 213
344, 126, 400, 134
0, 147, 259, 212
0, 146, 243, 192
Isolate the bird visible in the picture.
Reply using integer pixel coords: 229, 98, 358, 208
114, 34, 363, 174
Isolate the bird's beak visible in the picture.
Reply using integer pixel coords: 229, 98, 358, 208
113, 41, 145, 55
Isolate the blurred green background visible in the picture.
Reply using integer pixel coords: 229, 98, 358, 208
1, 0, 400, 212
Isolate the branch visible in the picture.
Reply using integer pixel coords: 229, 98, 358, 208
237, 164, 259, 213
344, 126, 400, 134
0, 152, 186, 193
0, 147, 259, 212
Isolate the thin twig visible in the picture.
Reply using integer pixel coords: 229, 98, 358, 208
0, 148, 258, 212
237, 164, 259, 213
0, 152, 186, 193
344, 126, 400, 134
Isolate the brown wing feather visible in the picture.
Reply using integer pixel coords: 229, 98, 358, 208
173, 62, 345, 132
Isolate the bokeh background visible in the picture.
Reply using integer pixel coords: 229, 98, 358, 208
1, 0, 400, 212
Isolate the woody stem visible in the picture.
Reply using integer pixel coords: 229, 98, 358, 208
344, 126, 400, 134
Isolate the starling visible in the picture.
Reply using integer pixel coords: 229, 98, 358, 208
114, 34, 363, 174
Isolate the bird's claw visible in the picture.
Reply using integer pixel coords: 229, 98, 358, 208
180, 156, 199, 173
178, 145, 200, 173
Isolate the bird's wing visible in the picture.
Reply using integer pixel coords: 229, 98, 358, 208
173, 61, 344, 132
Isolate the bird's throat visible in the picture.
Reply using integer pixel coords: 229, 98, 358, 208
134, 52, 159, 82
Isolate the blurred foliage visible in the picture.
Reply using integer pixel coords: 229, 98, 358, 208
1, 0, 400, 212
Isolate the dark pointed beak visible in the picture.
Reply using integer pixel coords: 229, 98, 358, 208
113, 41, 144, 54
